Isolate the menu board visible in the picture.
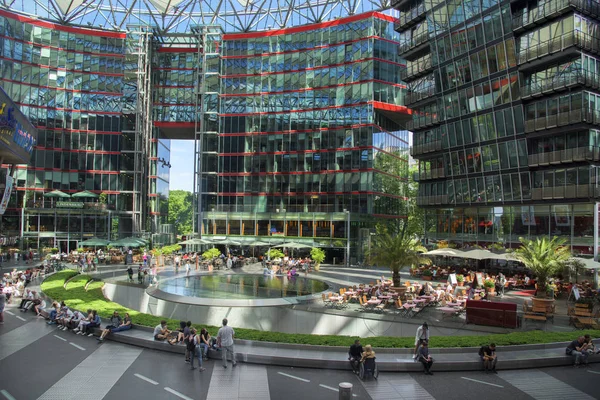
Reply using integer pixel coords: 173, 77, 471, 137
475, 272, 485, 288
448, 273, 457, 285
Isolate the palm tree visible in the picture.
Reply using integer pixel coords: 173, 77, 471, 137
514, 236, 571, 298
366, 226, 430, 287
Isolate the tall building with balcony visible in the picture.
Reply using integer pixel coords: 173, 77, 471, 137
395, 0, 600, 254
0, 6, 410, 260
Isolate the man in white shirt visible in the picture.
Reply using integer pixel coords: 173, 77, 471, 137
413, 322, 430, 359
217, 318, 236, 368
58, 307, 74, 330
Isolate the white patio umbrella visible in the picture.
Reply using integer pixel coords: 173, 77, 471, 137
425, 248, 465, 257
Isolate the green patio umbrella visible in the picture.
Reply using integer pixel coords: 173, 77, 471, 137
43, 190, 70, 198
178, 238, 212, 245
71, 190, 99, 198
79, 238, 110, 246
273, 242, 313, 249
247, 240, 270, 247
109, 238, 145, 247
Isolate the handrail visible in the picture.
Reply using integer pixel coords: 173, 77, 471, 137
518, 32, 600, 64
521, 71, 600, 97
513, 0, 600, 30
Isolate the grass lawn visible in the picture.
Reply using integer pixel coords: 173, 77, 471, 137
41, 270, 600, 348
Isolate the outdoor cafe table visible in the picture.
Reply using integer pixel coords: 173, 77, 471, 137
345, 291, 357, 296
367, 299, 382, 305
418, 295, 434, 300
446, 302, 461, 307
412, 299, 426, 304
378, 295, 392, 300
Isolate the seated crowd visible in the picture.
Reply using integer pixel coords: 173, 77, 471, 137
153, 319, 214, 372
262, 256, 312, 276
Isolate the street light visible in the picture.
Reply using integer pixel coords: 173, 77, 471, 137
344, 209, 350, 267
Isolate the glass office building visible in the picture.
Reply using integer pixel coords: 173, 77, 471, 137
0, 10, 169, 251
0, 7, 410, 259
395, 0, 600, 254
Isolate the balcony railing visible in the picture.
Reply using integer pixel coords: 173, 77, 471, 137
406, 112, 441, 131
418, 168, 446, 181
524, 109, 600, 133
410, 140, 442, 157
528, 146, 600, 167
521, 72, 600, 98
416, 195, 448, 206
531, 184, 600, 201
394, 2, 426, 31
406, 86, 436, 105
205, 204, 341, 214
398, 31, 430, 56
401, 54, 433, 81
513, 0, 600, 32
518, 32, 600, 65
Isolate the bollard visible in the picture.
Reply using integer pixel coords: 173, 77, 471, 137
339, 382, 353, 400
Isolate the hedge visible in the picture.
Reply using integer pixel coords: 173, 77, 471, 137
41, 270, 600, 348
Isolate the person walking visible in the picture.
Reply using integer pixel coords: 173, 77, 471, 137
217, 318, 236, 368
189, 328, 206, 371
0, 287, 6, 324
127, 265, 134, 282
413, 322, 429, 359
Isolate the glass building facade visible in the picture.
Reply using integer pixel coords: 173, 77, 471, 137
0, 9, 410, 259
210, 13, 411, 261
395, 0, 600, 254
0, 10, 168, 251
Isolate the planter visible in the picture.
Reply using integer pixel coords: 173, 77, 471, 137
486, 287, 495, 294
422, 275, 432, 281
532, 297, 555, 313
457, 281, 464, 287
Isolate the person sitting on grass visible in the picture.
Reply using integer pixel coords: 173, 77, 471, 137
98, 312, 132, 342
80, 310, 101, 337
73, 309, 93, 334
479, 343, 497, 373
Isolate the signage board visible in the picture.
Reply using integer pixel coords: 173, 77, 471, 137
0, 86, 37, 164
448, 273, 457, 285
56, 201, 84, 209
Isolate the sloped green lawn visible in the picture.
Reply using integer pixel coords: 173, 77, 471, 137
41, 270, 600, 348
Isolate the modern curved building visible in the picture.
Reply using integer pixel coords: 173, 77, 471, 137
0, 1, 410, 261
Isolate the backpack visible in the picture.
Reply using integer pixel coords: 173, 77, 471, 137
187, 334, 197, 351
478, 346, 485, 357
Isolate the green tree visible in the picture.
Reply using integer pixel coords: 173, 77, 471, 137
168, 190, 193, 235
366, 225, 430, 287
406, 164, 424, 237
514, 237, 571, 298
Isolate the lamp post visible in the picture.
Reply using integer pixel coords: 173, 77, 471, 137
344, 209, 350, 267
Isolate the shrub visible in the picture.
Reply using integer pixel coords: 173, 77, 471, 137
310, 247, 325, 264
202, 248, 221, 260
265, 248, 285, 259
422, 269, 433, 276
456, 274, 465, 282
484, 279, 495, 288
